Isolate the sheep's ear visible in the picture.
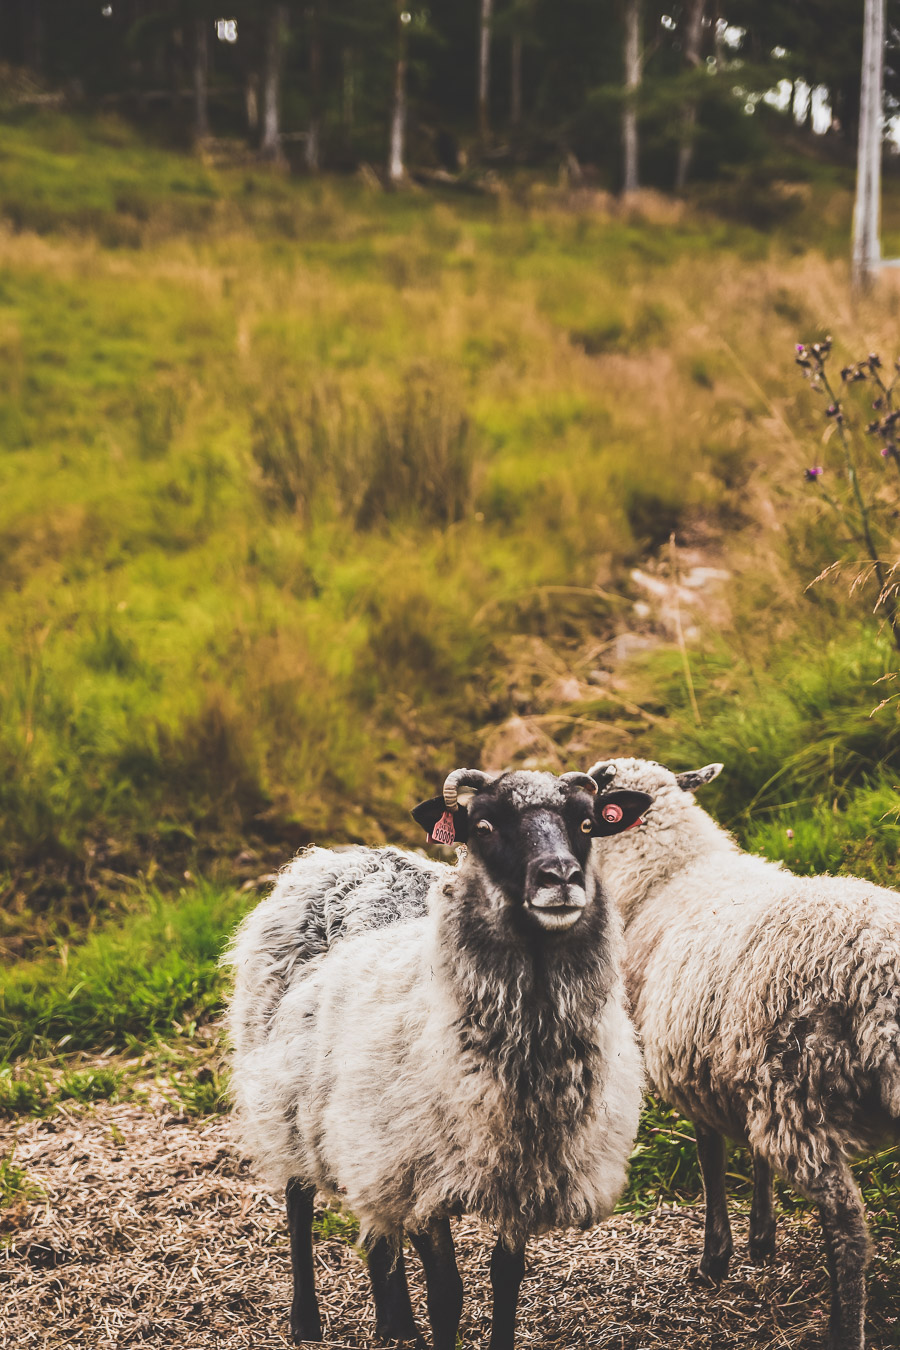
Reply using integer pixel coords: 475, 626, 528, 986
593, 790, 653, 836
675, 763, 723, 792
411, 796, 469, 845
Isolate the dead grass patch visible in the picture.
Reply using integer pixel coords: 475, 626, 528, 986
2, 1097, 897, 1348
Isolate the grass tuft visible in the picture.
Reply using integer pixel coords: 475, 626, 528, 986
0, 1151, 43, 1208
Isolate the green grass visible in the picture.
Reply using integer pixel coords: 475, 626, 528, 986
0, 1150, 43, 1208
0, 885, 245, 1059
7, 109, 900, 954
165, 1063, 229, 1117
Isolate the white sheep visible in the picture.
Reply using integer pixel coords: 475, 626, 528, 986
226, 767, 650, 1350
589, 755, 900, 1350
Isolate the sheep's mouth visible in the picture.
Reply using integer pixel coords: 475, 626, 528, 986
525, 887, 587, 931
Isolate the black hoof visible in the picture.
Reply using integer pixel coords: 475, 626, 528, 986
698, 1248, 732, 1284
375, 1321, 425, 1348
290, 1315, 323, 1344
748, 1232, 776, 1264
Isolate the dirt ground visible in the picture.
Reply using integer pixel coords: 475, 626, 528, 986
2, 1098, 896, 1350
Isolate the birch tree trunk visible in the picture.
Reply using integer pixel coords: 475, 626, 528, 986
388, 2, 408, 183
852, 0, 886, 294
306, 2, 322, 172
622, 0, 641, 194
511, 32, 522, 129
674, 0, 705, 191
193, 16, 210, 140
260, 3, 288, 163
479, 0, 493, 140
246, 74, 259, 134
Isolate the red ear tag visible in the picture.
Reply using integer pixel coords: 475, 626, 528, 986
429, 811, 456, 845
625, 816, 645, 831
601, 803, 624, 824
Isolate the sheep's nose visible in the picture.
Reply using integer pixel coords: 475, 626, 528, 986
534, 855, 584, 889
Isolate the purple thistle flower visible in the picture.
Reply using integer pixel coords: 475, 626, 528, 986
882, 446, 894, 458
805, 466, 824, 480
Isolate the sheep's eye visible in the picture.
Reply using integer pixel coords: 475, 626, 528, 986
580, 818, 593, 834
475, 819, 494, 835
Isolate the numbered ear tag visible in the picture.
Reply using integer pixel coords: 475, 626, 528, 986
429, 811, 456, 845
601, 803, 624, 824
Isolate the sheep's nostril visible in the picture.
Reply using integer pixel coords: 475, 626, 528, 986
535, 856, 584, 889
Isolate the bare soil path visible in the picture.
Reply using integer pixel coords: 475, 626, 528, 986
1, 1099, 896, 1349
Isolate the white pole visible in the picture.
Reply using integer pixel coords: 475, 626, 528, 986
479, 0, 493, 140
852, 0, 885, 293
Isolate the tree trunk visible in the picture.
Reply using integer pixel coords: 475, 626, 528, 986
511, 32, 522, 128
246, 74, 260, 133
479, 0, 493, 140
260, 3, 288, 162
306, 2, 322, 172
852, 0, 885, 294
171, 25, 186, 115
388, 2, 408, 183
342, 47, 354, 130
193, 16, 210, 140
622, 0, 641, 194
675, 0, 705, 191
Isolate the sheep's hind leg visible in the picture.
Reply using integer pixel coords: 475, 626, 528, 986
748, 1154, 777, 1262
807, 1161, 870, 1350
409, 1216, 463, 1350
695, 1123, 733, 1283
366, 1235, 424, 1346
286, 1179, 322, 1343
488, 1236, 526, 1350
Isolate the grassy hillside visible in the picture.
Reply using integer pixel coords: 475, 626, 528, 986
3, 108, 900, 961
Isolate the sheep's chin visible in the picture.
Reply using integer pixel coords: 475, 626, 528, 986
528, 907, 583, 931
525, 886, 587, 931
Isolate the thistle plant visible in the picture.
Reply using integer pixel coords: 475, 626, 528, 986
795, 338, 900, 654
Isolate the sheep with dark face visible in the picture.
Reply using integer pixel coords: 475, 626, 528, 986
589, 755, 900, 1350
226, 767, 651, 1350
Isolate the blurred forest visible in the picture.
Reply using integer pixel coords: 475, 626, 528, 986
2, 1, 900, 186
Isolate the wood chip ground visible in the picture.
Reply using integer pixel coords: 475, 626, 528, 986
2, 1099, 897, 1349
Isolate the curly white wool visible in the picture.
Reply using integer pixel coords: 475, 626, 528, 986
591, 757, 900, 1166
225, 809, 643, 1247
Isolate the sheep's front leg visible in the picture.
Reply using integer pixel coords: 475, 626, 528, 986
409, 1216, 463, 1350
286, 1179, 322, 1343
748, 1154, 777, 1262
810, 1162, 870, 1350
694, 1123, 733, 1283
488, 1236, 526, 1350
366, 1234, 423, 1346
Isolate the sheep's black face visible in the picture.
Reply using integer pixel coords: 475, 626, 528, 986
466, 777, 594, 933
411, 771, 651, 936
